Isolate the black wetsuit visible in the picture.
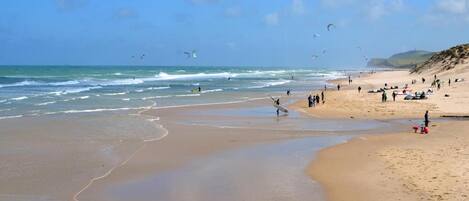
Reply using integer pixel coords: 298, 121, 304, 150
424, 112, 429, 127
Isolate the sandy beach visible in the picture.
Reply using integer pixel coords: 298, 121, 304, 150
74, 98, 388, 201
305, 63, 469, 200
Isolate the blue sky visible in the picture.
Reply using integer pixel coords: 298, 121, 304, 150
1, 0, 468, 67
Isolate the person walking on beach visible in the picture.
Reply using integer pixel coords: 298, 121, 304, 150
424, 110, 429, 127
382, 91, 387, 102
449, 78, 451, 86
308, 95, 312, 107
358, 86, 362, 93
275, 98, 280, 116
392, 91, 397, 102
422, 77, 426, 84
287, 89, 291, 96
321, 91, 325, 104
437, 82, 441, 90
316, 94, 320, 105
337, 84, 340, 91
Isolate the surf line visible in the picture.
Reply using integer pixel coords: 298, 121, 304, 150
72, 101, 168, 201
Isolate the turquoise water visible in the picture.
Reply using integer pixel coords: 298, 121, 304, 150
0, 66, 348, 119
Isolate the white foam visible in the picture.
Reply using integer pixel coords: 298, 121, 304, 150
48, 80, 81, 86
154, 72, 232, 81
0, 80, 82, 88
249, 80, 291, 89
201, 89, 223, 94
99, 79, 144, 86
175, 93, 201, 97
103, 92, 127, 96
141, 95, 171, 100
35, 101, 57, 106
146, 86, 170, 90
49, 86, 102, 96
78, 96, 90, 100
0, 80, 40, 88
0, 115, 24, 120
10, 96, 28, 101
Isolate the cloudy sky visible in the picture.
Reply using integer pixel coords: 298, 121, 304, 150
1, 0, 468, 67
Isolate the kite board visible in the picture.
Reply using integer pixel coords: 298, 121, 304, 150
270, 97, 288, 113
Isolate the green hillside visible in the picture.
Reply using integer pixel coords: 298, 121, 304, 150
368, 50, 435, 68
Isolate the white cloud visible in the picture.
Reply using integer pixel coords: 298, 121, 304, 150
225, 6, 242, 17
226, 42, 237, 49
364, 0, 406, 21
115, 8, 138, 19
264, 12, 279, 26
320, 0, 355, 8
187, 0, 219, 5
424, 0, 469, 25
55, 0, 87, 10
435, 0, 468, 14
292, 0, 305, 15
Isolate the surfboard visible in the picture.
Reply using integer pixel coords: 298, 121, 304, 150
270, 96, 288, 113
273, 103, 289, 113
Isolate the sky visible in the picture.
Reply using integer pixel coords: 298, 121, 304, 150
0, 0, 468, 68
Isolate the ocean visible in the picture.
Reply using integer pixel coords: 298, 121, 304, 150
0, 65, 349, 120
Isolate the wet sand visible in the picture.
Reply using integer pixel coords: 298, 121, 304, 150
0, 113, 164, 201
74, 98, 401, 201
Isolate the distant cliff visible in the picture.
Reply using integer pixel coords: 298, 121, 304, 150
411, 44, 469, 74
368, 50, 435, 68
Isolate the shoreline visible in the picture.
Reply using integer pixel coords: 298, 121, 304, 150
72, 85, 405, 201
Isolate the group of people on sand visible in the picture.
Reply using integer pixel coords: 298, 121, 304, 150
308, 93, 322, 108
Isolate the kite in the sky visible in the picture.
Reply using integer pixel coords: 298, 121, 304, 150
184, 50, 197, 59
313, 33, 321, 38
327, 23, 336, 31
311, 54, 319, 60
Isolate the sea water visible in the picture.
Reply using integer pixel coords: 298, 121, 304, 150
0, 65, 351, 119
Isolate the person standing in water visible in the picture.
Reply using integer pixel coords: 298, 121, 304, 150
424, 110, 429, 127
287, 89, 291, 96
198, 86, 202, 92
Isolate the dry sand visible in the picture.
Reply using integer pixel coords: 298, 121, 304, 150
306, 67, 469, 201
292, 69, 469, 119
310, 121, 469, 201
